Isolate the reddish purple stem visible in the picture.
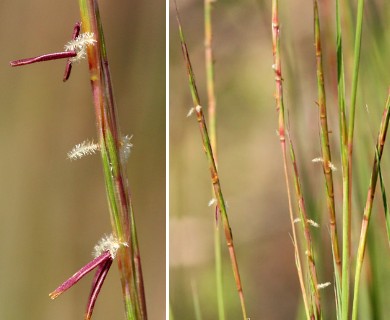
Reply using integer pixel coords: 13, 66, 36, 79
49, 250, 112, 299
85, 259, 113, 320
63, 62, 73, 82
10, 51, 77, 67
63, 22, 81, 82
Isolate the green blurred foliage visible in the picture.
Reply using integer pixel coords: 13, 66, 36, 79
170, 0, 390, 319
0, 1, 165, 319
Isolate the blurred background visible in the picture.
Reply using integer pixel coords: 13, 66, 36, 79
0, 1, 165, 319
170, 0, 390, 319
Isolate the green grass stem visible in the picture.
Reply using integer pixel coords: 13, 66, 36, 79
78, 0, 147, 318
351, 92, 390, 320
313, 0, 342, 289
204, 1, 225, 319
342, 0, 365, 318
335, 0, 347, 316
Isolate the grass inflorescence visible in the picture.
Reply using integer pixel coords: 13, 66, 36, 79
10, 1, 148, 319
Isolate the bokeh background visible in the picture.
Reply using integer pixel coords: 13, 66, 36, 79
170, 0, 390, 319
0, 1, 165, 319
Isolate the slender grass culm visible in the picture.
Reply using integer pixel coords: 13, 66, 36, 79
352, 92, 390, 319
204, 0, 226, 319
9, 1, 147, 320
272, 1, 321, 318
174, 1, 247, 319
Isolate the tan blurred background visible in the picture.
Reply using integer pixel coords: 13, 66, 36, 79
170, 0, 390, 319
0, 1, 165, 319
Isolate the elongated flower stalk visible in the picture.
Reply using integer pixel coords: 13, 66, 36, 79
174, 2, 247, 319
313, 1, 342, 286
78, 0, 147, 319
271, 1, 311, 318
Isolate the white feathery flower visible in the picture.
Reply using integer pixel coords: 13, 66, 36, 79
67, 140, 100, 160
312, 157, 337, 171
64, 32, 97, 62
208, 198, 217, 207
195, 105, 202, 113
328, 161, 337, 171
293, 218, 301, 224
307, 219, 319, 228
317, 282, 331, 290
120, 134, 133, 164
93, 234, 128, 259
65, 32, 96, 51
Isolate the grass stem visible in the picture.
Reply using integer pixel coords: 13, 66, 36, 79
351, 91, 390, 320
271, 1, 311, 318
78, 0, 147, 318
313, 0, 342, 287
343, 0, 365, 318
204, 1, 225, 319
175, 2, 247, 318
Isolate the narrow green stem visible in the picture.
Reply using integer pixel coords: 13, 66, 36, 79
204, 0, 225, 319
313, 0, 342, 287
214, 223, 225, 320
78, 0, 147, 319
343, 0, 365, 318
352, 92, 390, 320
336, 1, 347, 317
